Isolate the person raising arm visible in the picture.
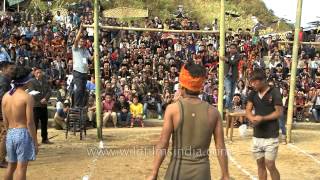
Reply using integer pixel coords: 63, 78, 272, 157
73, 23, 83, 49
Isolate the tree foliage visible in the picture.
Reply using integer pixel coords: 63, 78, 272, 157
29, 0, 291, 31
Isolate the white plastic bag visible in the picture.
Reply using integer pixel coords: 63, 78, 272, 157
239, 124, 248, 137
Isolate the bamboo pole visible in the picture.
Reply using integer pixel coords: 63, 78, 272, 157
286, 0, 303, 143
279, 41, 320, 45
94, 0, 103, 140
83, 24, 220, 34
218, 0, 225, 118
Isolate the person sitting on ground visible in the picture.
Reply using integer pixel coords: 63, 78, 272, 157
54, 100, 69, 130
311, 89, 320, 123
232, 93, 245, 128
115, 94, 131, 127
86, 75, 95, 92
143, 90, 163, 120
102, 93, 117, 128
130, 96, 144, 128
87, 93, 96, 127
294, 90, 307, 121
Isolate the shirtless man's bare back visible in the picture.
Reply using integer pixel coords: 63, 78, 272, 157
1, 67, 38, 180
0, 61, 16, 168
148, 62, 230, 180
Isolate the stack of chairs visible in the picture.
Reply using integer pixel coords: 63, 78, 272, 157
65, 107, 87, 140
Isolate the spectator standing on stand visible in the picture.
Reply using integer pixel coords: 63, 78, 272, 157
72, 24, 91, 107
224, 44, 240, 110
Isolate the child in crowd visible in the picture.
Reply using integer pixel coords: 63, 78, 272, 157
232, 94, 245, 127
102, 94, 117, 128
211, 88, 219, 107
294, 90, 307, 121
130, 96, 144, 128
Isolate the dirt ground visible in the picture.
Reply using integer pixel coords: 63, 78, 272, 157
0, 127, 319, 180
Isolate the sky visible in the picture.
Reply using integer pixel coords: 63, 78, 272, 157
263, 0, 320, 27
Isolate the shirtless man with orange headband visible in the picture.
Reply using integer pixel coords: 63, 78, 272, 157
148, 62, 230, 180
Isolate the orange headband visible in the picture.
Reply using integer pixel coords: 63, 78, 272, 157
179, 65, 205, 92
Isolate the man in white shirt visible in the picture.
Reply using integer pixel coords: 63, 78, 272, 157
174, 40, 182, 53
54, 11, 65, 25
72, 24, 92, 107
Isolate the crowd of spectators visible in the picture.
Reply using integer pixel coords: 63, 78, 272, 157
0, 1, 319, 129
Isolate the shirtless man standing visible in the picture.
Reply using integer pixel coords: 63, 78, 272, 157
148, 62, 229, 180
0, 61, 15, 168
2, 67, 38, 180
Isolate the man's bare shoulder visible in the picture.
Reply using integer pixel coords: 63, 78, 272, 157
2, 92, 10, 104
26, 93, 35, 103
17, 90, 30, 97
208, 104, 220, 120
164, 102, 180, 125
166, 102, 179, 113
4, 90, 32, 102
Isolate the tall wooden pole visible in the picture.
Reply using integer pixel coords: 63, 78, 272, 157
83, 24, 220, 34
286, 0, 303, 143
218, 0, 225, 117
94, 0, 102, 141
279, 41, 320, 45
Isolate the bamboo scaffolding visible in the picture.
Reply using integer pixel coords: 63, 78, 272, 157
83, 24, 220, 34
286, 0, 303, 143
93, 0, 102, 140
218, 0, 226, 118
279, 41, 320, 45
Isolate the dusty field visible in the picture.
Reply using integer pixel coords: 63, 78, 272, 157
0, 127, 319, 180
